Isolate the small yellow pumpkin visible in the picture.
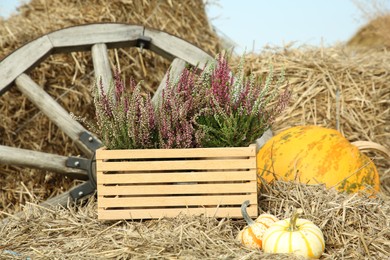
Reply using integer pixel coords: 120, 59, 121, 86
237, 200, 279, 249
262, 209, 325, 259
257, 125, 380, 194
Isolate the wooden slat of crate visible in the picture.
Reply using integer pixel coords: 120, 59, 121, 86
95, 146, 255, 160
97, 170, 256, 184
98, 159, 255, 171
98, 205, 258, 220
98, 182, 256, 196
96, 145, 258, 220
98, 194, 258, 208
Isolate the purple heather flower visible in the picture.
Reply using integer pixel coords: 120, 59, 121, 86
98, 78, 113, 117
210, 54, 234, 112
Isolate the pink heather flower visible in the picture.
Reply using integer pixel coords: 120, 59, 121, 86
210, 54, 234, 112
156, 67, 201, 149
98, 78, 113, 117
113, 69, 126, 101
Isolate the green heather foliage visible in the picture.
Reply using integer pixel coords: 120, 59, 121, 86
196, 54, 290, 147
93, 71, 158, 150
91, 54, 289, 149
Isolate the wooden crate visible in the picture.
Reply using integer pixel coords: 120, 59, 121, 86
96, 145, 258, 220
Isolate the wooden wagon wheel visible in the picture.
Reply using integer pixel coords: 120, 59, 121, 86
0, 23, 214, 211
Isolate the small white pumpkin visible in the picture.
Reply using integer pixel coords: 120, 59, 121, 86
255, 213, 279, 225
237, 200, 279, 249
262, 209, 325, 259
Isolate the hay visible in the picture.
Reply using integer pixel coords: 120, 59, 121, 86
347, 0, 390, 50
0, 0, 390, 259
236, 46, 390, 145
234, 46, 390, 175
347, 14, 390, 49
234, 46, 390, 199
1, 181, 389, 259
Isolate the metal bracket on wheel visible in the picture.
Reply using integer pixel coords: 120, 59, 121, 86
69, 181, 96, 201
66, 155, 97, 201
65, 131, 101, 201
137, 36, 152, 51
79, 132, 102, 151
66, 157, 91, 171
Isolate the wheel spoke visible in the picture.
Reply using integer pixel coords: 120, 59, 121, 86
152, 58, 187, 106
92, 43, 113, 95
0, 145, 88, 180
14, 73, 101, 157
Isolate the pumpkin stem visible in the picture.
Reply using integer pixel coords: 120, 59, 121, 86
289, 208, 302, 231
241, 200, 255, 226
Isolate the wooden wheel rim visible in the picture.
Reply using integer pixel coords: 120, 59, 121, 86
0, 23, 214, 210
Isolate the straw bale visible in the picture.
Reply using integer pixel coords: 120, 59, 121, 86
347, 14, 390, 49
234, 45, 389, 174
1, 181, 389, 259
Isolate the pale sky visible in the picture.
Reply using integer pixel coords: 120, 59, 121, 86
1, 0, 389, 54
206, 0, 387, 53
0, 0, 21, 18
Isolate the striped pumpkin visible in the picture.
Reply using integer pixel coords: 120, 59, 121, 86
237, 201, 278, 249
262, 209, 325, 259
257, 125, 380, 194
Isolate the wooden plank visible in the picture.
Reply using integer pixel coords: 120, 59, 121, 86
98, 205, 258, 220
0, 35, 53, 95
96, 170, 256, 184
95, 145, 256, 160
151, 58, 187, 106
97, 158, 256, 172
48, 23, 143, 52
98, 194, 257, 208
0, 145, 87, 179
92, 43, 113, 95
97, 182, 257, 196
15, 73, 99, 157
144, 28, 214, 68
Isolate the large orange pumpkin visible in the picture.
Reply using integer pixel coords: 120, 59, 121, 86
257, 125, 380, 193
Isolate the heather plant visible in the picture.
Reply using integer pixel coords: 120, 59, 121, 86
90, 54, 289, 150
156, 67, 206, 148
93, 71, 158, 150
195, 54, 290, 147
91, 67, 205, 150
